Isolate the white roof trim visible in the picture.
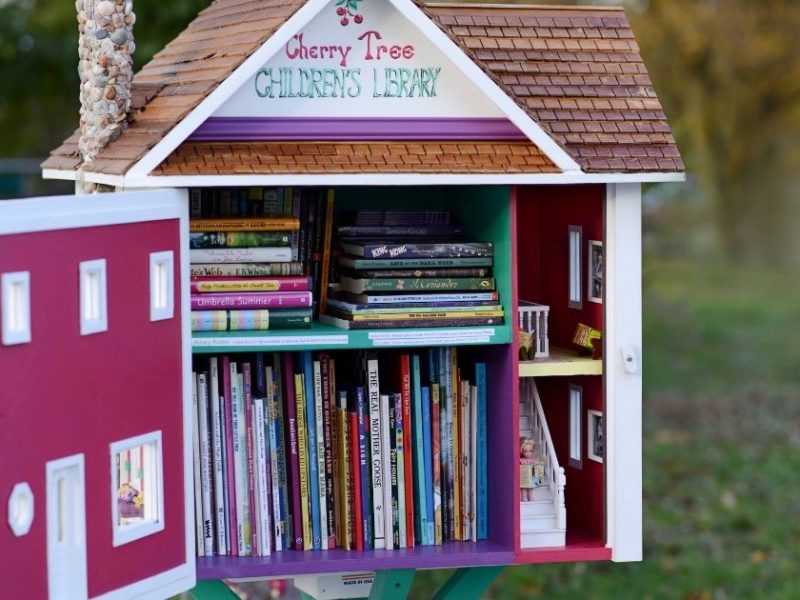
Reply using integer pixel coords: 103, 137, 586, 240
125, 0, 582, 179
48, 170, 685, 189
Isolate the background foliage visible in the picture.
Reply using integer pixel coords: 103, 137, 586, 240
2, 0, 799, 597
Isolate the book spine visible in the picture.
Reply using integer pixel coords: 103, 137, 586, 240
190, 247, 293, 264
367, 357, 385, 550
189, 217, 300, 232
254, 396, 272, 555
422, 385, 435, 546
380, 394, 394, 550
328, 299, 500, 313
190, 231, 292, 249
191, 291, 313, 310
313, 359, 328, 550
191, 376, 204, 556
339, 391, 352, 550
476, 363, 488, 540
290, 188, 300, 262
471, 383, 478, 543
190, 262, 304, 277
243, 365, 258, 555
272, 356, 290, 551
302, 353, 321, 550
294, 373, 311, 550
431, 382, 443, 546
192, 309, 313, 332
342, 267, 491, 278
340, 257, 494, 269
321, 356, 337, 549
319, 315, 502, 330
393, 393, 407, 548
438, 347, 449, 542
230, 366, 247, 554
221, 357, 237, 555
208, 358, 228, 555
343, 241, 493, 259
190, 276, 312, 293
461, 380, 471, 542
319, 189, 335, 316
283, 357, 303, 551
411, 355, 427, 546
451, 351, 460, 540
337, 225, 466, 237
349, 401, 363, 551
333, 308, 504, 322
341, 277, 496, 293
353, 292, 499, 305
400, 355, 414, 547
356, 386, 373, 550
197, 372, 215, 556
266, 368, 283, 552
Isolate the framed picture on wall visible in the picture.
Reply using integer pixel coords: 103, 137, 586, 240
587, 240, 603, 304
568, 225, 583, 309
587, 409, 604, 463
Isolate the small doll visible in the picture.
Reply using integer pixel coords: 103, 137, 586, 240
520, 438, 536, 501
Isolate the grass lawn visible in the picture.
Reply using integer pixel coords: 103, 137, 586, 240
413, 259, 800, 599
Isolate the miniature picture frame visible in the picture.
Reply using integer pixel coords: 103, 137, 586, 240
568, 225, 583, 309
587, 409, 604, 463
587, 240, 603, 304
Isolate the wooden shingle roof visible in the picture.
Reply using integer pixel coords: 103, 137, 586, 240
43, 1, 683, 179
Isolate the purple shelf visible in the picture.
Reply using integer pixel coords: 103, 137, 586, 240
196, 541, 513, 579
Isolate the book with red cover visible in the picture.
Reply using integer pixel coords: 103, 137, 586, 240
243, 362, 259, 555
400, 353, 415, 547
190, 290, 313, 310
349, 401, 364, 551
282, 355, 303, 551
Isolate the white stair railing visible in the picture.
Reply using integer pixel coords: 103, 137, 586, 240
521, 378, 566, 530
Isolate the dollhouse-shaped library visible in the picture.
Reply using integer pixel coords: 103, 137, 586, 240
1, 0, 682, 598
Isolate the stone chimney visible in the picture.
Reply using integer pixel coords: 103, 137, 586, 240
77, 0, 136, 169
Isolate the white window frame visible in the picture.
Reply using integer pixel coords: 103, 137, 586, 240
79, 259, 108, 335
568, 225, 582, 309
149, 251, 175, 321
110, 431, 165, 547
2, 271, 32, 345
569, 383, 583, 469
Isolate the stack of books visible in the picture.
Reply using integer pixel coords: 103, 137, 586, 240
191, 347, 488, 556
189, 187, 335, 332
321, 210, 504, 330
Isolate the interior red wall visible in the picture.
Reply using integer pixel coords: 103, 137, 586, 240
0, 220, 185, 597
516, 184, 605, 542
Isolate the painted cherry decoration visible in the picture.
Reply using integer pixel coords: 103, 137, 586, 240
341, 17, 349, 26
337, 7, 346, 15
354, 14, 363, 23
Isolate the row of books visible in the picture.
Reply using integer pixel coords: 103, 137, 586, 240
189, 188, 334, 331
322, 209, 504, 330
192, 347, 488, 556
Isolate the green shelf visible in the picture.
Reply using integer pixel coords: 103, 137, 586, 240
191, 321, 511, 353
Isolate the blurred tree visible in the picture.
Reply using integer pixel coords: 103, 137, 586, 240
628, 0, 800, 266
0, 0, 210, 157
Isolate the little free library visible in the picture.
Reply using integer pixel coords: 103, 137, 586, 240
0, 0, 683, 598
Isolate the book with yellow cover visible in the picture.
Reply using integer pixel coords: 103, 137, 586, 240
190, 217, 300, 232
294, 373, 312, 550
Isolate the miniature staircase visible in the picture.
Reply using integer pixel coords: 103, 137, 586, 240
519, 378, 566, 549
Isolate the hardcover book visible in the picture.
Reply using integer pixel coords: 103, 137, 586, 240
339, 276, 496, 294
190, 231, 291, 249
190, 277, 311, 293
192, 309, 312, 332
319, 314, 504, 330
336, 291, 499, 305
190, 247, 293, 264
190, 262, 304, 277
337, 256, 494, 270
190, 217, 300, 232
191, 291, 313, 310
340, 241, 493, 260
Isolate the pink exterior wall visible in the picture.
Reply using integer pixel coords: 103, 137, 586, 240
516, 185, 605, 542
0, 220, 185, 597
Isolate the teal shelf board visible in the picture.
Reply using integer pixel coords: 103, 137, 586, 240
191, 322, 511, 353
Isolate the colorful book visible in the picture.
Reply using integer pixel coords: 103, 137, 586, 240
339, 276, 496, 294
431, 382, 443, 546
196, 371, 215, 557
400, 355, 414, 547
253, 395, 272, 555
319, 189, 336, 316
336, 225, 466, 237
191, 376, 204, 556
271, 356, 290, 551
321, 356, 337, 549
348, 396, 363, 551
470, 383, 478, 543
284, 359, 303, 551
336, 291, 499, 305
190, 262, 304, 277
338, 390, 352, 550
327, 309, 504, 322
191, 291, 313, 310
190, 276, 312, 293
394, 392, 407, 549
221, 356, 238, 555
389, 394, 400, 549
475, 363, 488, 540
411, 355, 428, 546
192, 309, 313, 332
190, 247, 293, 263
190, 231, 292, 249
243, 365, 258, 555
302, 352, 322, 551
313, 358, 328, 550
328, 298, 500, 314
339, 267, 491, 278
356, 386, 373, 550
340, 241, 494, 260
230, 365, 249, 555
421, 385, 435, 546
319, 314, 503, 330
452, 351, 461, 541
190, 217, 300, 232
265, 367, 283, 552
208, 358, 228, 555
380, 393, 394, 550
294, 372, 311, 550
338, 256, 494, 270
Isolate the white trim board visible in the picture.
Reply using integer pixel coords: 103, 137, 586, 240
44, 170, 686, 189
122, 0, 580, 178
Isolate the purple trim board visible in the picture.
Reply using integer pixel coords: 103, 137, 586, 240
188, 117, 527, 141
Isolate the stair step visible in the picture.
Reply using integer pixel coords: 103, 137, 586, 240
520, 529, 566, 549
520, 500, 554, 518
520, 514, 558, 531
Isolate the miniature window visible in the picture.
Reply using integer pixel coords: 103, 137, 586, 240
568, 226, 582, 309
110, 431, 164, 546
2, 271, 31, 345
569, 384, 582, 469
149, 251, 175, 321
79, 259, 107, 335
